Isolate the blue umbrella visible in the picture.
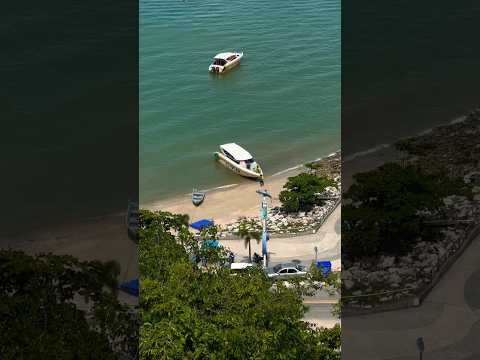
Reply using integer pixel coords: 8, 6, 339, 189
190, 219, 214, 230
119, 278, 139, 297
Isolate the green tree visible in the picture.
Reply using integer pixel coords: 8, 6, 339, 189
342, 162, 470, 260
235, 218, 262, 262
279, 173, 336, 213
140, 210, 341, 359
0, 250, 138, 359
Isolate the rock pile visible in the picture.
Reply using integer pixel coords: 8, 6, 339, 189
396, 108, 480, 179
219, 197, 339, 237
218, 152, 342, 237
343, 223, 471, 307
344, 109, 480, 309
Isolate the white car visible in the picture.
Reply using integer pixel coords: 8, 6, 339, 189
267, 263, 307, 279
230, 262, 254, 270
230, 262, 254, 275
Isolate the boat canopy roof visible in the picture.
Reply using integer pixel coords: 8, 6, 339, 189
214, 52, 238, 60
220, 143, 253, 161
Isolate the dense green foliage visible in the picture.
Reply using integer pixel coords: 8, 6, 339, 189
0, 250, 138, 359
342, 163, 470, 260
279, 173, 337, 213
139, 210, 340, 359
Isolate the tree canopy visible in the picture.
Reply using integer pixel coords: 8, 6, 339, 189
0, 250, 138, 359
342, 162, 470, 260
279, 173, 337, 213
139, 209, 340, 359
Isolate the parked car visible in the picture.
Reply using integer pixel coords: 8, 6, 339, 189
230, 262, 253, 270
230, 262, 255, 276
266, 263, 307, 279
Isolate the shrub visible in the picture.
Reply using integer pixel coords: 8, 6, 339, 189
279, 173, 336, 213
342, 163, 469, 260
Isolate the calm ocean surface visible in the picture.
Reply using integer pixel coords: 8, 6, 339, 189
140, 0, 341, 203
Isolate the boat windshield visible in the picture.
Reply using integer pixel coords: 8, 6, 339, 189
213, 58, 227, 66
223, 150, 239, 164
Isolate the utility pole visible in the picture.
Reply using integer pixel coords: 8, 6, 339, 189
416, 337, 424, 360
256, 189, 271, 268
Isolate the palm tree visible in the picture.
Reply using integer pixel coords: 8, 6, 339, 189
236, 218, 261, 263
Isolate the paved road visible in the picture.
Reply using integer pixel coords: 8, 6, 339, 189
220, 206, 341, 269
220, 206, 341, 328
303, 301, 339, 329
342, 232, 480, 360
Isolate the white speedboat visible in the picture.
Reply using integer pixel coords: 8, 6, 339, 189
208, 51, 243, 73
214, 143, 263, 179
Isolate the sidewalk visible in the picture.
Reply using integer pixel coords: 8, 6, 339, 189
342, 232, 480, 360
219, 206, 341, 268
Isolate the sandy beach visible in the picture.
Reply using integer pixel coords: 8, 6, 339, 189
1, 213, 139, 302
147, 167, 306, 226
146, 151, 342, 226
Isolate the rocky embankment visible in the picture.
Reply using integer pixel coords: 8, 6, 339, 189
218, 151, 341, 237
344, 109, 480, 309
396, 108, 480, 179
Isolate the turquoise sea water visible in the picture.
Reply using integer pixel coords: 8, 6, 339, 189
140, 0, 340, 203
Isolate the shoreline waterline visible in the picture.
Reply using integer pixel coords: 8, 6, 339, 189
343, 113, 468, 164
142, 149, 341, 210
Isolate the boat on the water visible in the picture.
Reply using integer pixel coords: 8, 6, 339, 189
214, 143, 263, 179
209, 51, 243, 73
192, 188, 206, 206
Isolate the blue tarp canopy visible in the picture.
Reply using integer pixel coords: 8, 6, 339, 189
120, 278, 139, 297
203, 239, 219, 248
316, 261, 332, 274
190, 219, 214, 230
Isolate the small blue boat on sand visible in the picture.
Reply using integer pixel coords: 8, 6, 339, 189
192, 188, 205, 206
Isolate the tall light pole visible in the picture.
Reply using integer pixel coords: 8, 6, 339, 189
416, 337, 424, 360
256, 189, 271, 268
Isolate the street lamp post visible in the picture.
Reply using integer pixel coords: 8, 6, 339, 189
256, 189, 271, 268
416, 337, 424, 360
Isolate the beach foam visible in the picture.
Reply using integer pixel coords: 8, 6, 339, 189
344, 113, 468, 164
344, 144, 391, 163
271, 149, 341, 177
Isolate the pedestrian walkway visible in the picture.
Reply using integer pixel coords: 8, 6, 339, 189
219, 206, 341, 268
342, 232, 480, 360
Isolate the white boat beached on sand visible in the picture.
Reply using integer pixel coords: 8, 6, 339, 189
214, 143, 263, 179
209, 51, 243, 73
